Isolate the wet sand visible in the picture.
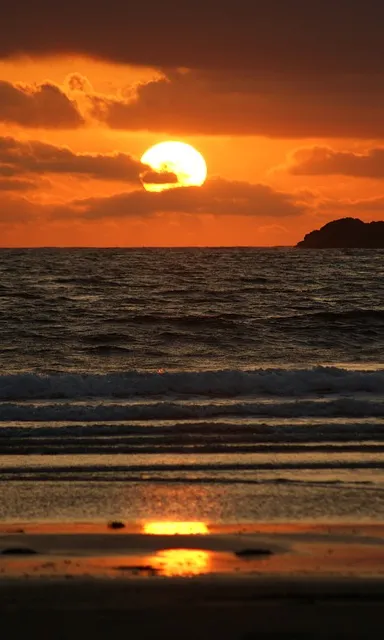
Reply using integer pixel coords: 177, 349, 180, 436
1, 522, 384, 638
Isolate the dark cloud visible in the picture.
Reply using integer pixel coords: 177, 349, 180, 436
319, 196, 384, 214
0, 81, 84, 128
0, 194, 43, 223
289, 147, 384, 178
3, 5, 384, 137
89, 70, 384, 138
52, 178, 305, 220
0, 136, 148, 182
1, 2, 384, 76
4, 71, 384, 137
141, 170, 179, 185
0, 178, 307, 236
0, 178, 38, 191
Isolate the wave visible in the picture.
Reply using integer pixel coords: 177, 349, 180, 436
310, 309, 384, 322
2, 461, 384, 476
82, 332, 133, 344
1, 443, 383, 456
0, 397, 382, 422
0, 473, 380, 487
100, 313, 241, 328
272, 309, 384, 324
84, 345, 133, 355
54, 276, 102, 285
0, 367, 382, 400
0, 291, 41, 300
238, 276, 270, 284
1, 416, 383, 454
0, 419, 382, 439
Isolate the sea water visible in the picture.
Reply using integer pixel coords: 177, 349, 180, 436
0, 247, 383, 522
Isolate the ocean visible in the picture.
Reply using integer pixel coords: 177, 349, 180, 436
0, 247, 383, 523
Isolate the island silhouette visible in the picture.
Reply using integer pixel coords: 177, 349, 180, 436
297, 218, 384, 248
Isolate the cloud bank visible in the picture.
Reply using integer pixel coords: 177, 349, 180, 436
0, 81, 83, 128
2, 71, 384, 138
55, 179, 305, 220
1, 2, 384, 75
0, 178, 305, 226
289, 147, 384, 178
89, 70, 384, 138
0, 136, 154, 184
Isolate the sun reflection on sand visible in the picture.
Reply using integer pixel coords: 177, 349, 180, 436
141, 522, 211, 575
151, 549, 211, 577
142, 521, 209, 535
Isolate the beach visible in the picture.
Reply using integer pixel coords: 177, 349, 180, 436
1, 0, 384, 629
0, 248, 383, 636
1, 521, 384, 638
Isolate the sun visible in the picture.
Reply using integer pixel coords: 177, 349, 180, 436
141, 141, 207, 192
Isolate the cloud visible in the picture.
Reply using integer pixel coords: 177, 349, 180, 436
0, 177, 307, 244
52, 178, 306, 220
319, 195, 384, 214
0, 81, 84, 128
1, 2, 384, 76
0, 194, 44, 224
1, 63, 383, 138
65, 73, 93, 93
141, 170, 179, 185
0, 136, 150, 183
7, 70, 384, 137
0, 178, 38, 191
89, 69, 384, 138
288, 147, 384, 178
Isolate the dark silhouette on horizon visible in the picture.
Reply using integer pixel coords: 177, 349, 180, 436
297, 217, 384, 248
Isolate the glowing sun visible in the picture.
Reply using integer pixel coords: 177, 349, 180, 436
141, 141, 207, 192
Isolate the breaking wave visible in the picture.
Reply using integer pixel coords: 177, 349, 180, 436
0, 397, 382, 422
0, 367, 383, 401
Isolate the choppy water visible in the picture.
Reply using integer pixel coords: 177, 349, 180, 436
0, 248, 383, 522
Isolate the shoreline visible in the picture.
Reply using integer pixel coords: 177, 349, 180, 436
1, 520, 383, 580
1, 521, 384, 638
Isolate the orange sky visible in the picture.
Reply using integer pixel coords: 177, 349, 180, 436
1, 9, 384, 248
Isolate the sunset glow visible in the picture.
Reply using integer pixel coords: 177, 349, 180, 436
1, 9, 383, 633
141, 141, 207, 192
0, 5, 383, 247
151, 549, 211, 577
142, 522, 209, 535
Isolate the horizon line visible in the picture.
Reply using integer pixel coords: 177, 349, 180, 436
0, 245, 294, 250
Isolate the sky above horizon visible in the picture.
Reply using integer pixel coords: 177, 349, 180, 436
1, 1, 384, 246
